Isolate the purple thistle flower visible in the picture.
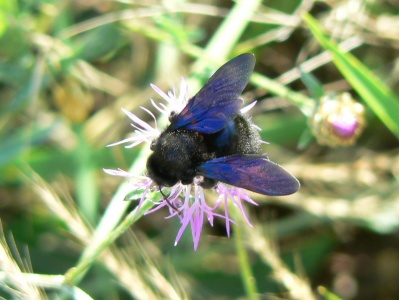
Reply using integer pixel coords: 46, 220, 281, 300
105, 79, 261, 250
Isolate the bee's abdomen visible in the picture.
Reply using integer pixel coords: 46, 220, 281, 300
234, 114, 262, 155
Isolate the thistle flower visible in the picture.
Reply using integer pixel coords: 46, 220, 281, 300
310, 93, 366, 147
104, 78, 260, 250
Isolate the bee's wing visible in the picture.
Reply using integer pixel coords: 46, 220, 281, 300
168, 53, 255, 134
196, 155, 300, 196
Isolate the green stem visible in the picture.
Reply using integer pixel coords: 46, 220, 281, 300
94, 147, 148, 236
192, 0, 262, 74
64, 198, 154, 285
234, 214, 260, 300
63, 144, 149, 286
251, 72, 314, 117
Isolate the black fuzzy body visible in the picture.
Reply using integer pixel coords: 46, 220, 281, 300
146, 114, 262, 188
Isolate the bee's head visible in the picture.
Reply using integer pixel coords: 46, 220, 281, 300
146, 152, 179, 187
146, 130, 204, 187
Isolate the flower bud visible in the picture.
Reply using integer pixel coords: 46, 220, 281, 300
311, 93, 365, 147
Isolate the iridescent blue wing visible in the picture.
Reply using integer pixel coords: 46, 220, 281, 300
168, 53, 255, 134
196, 155, 300, 196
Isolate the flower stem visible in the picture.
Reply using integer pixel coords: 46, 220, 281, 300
64, 198, 154, 286
63, 146, 151, 286
251, 72, 315, 117
245, 226, 317, 300
233, 213, 260, 300
192, 0, 262, 71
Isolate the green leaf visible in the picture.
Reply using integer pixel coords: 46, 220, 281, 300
73, 24, 120, 62
297, 127, 314, 151
0, 122, 58, 167
0, 11, 8, 37
125, 189, 162, 202
318, 286, 343, 300
299, 67, 324, 99
303, 13, 399, 140
75, 125, 99, 225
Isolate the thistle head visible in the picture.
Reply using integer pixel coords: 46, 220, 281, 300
310, 93, 366, 147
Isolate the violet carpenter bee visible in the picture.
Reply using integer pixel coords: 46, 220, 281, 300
147, 53, 300, 196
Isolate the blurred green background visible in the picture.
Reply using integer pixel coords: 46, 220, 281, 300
1, 0, 399, 299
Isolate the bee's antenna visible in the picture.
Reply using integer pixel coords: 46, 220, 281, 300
159, 188, 181, 214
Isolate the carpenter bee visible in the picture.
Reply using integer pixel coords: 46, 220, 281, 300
147, 53, 299, 196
